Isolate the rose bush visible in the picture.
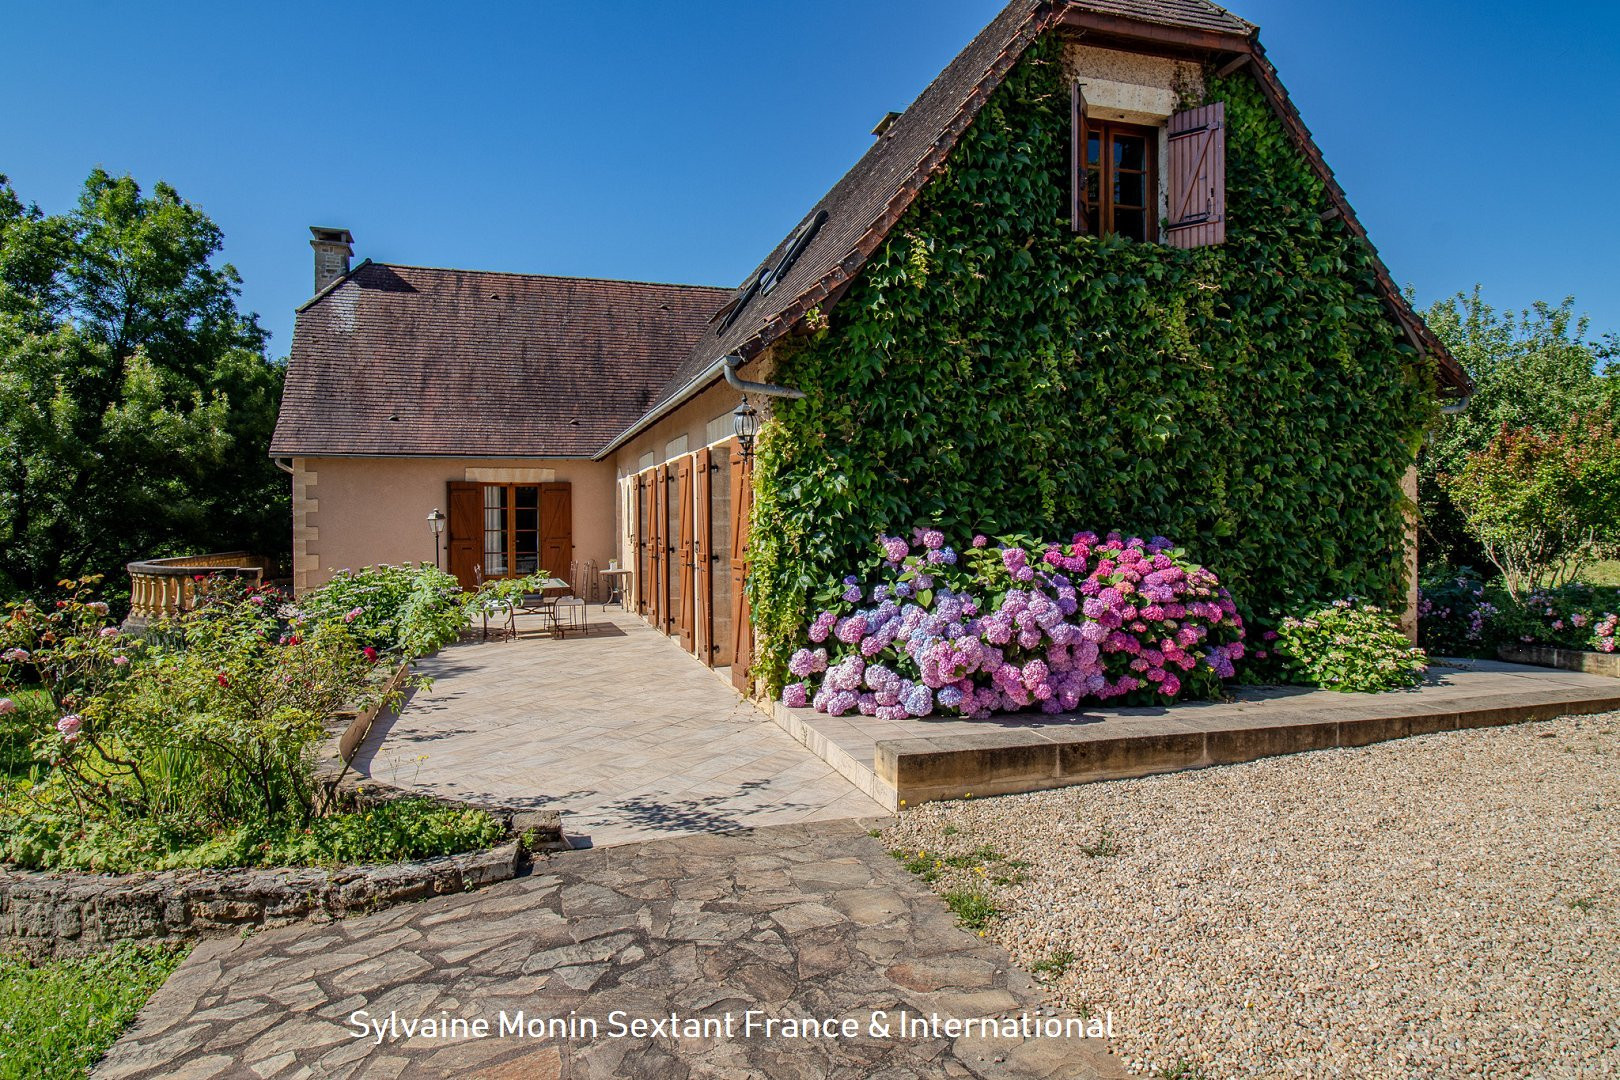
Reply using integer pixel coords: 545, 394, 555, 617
781, 531, 1246, 719
0, 577, 499, 872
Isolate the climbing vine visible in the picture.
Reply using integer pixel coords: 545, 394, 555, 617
748, 36, 1436, 690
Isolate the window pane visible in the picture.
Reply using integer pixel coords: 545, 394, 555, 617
1113, 208, 1147, 242
516, 486, 538, 508
483, 486, 508, 576
1114, 171, 1146, 208
1114, 135, 1146, 171
515, 508, 538, 532
1086, 168, 1100, 203
1087, 132, 1100, 166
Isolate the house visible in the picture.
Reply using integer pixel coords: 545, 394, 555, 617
270, 0, 1472, 693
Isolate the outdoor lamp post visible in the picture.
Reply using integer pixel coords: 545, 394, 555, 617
732, 397, 760, 463
427, 508, 446, 568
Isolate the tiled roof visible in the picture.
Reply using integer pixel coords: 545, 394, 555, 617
1076, 0, 1253, 35
636, 0, 1466, 433
269, 263, 729, 457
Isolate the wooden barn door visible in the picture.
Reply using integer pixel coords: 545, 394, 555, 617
446, 481, 482, 590
693, 447, 714, 664
728, 441, 753, 692
676, 458, 696, 653
538, 482, 572, 580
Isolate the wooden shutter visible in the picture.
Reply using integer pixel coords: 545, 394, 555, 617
446, 481, 481, 590
652, 464, 668, 632
1071, 81, 1089, 233
694, 447, 714, 664
538, 482, 572, 580
1166, 102, 1226, 248
676, 458, 696, 653
728, 441, 753, 693
636, 473, 650, 614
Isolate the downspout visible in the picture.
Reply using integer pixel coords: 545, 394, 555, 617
273, 457, 294, 474
723, 354, 805, 399
1438, 395, 1471, 415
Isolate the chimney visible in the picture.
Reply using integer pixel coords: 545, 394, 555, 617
309, 227, 354, 294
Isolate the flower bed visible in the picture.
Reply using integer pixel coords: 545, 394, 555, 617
781, 531, 1246, 720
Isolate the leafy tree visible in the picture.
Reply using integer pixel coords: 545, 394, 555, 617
1419, 288, 1617, 569
1445, 407, 1620, 598
0, 170, 285, 604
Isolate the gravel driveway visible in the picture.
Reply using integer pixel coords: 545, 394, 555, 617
882, 713, 1620, 1078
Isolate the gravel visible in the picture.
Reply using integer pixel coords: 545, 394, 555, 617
882, 713, 1620, 1078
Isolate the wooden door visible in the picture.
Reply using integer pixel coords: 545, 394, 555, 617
652, 464, 668, 632
676, 458, 696, 653
446, 481, 481, 590
694, 447, 714, 664
728, 441, 753, 692
538, 482, 572, 579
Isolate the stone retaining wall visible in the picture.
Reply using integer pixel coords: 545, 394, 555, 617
1, 841, 524, 960
1499, 644, 1620, 679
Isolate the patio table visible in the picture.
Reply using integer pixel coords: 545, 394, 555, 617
598, 567, 633, 610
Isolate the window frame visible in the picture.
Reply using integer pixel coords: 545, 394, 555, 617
480, 482, 542, 580
1081, 118, 1160, 243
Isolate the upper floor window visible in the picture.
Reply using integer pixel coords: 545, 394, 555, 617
1082, 120, 1157, 243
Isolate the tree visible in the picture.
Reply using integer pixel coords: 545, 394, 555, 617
1445, 408, 1620, 598
0, 171, 285, 604
1419, 288, 1617, 570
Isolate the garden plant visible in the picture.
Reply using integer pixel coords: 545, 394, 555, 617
0, 569, 495, 872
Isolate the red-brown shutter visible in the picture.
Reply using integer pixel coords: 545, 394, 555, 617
728, 442, 753, 693
446, 481, 481, 590
694, 447, 714, 664
1071, 81, 1089, 233
676, 457, 696, 653
1166, 102, 1226, 248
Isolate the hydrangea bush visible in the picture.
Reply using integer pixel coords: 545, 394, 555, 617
1274, 600, 1427, 692
1416, 566, 1500, 657
1493, 582, 1620, 654
781, 531, 1246, 719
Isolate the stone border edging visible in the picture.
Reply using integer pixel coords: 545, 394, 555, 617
1498, 644, 1620, 679
0, 841, 524, 960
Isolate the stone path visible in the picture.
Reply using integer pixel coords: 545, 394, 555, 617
352, 611, 886, 847
98, 821, 1128, 1079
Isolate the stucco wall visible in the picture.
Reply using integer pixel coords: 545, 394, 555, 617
292, 456, 617, 592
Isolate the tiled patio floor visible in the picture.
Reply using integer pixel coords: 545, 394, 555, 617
351, 610, 887, 847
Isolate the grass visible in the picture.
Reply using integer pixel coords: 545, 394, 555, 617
1, 797, 507, 874
941, 886, 999, 930
1155, 1062, 1212, 1080
1078, 828, 1120, 858
0, 942, 188, 1077
1030, 949, 1076, 980
1571, 560, 1620, 587
1568, 896, 1599, 913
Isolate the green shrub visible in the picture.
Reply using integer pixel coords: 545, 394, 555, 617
1275, 600, 1427, 693
1445, 408, 1620, 600
0, 942, 189, 1078
301, 563, 470, 657
1416, 566, 1500, 657
1492, 583, 1620, 654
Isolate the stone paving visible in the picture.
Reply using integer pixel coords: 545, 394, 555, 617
98, 821, 1128, 1079
351, 610, 887, 847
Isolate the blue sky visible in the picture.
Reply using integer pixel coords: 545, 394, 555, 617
5, 1, 1617, 356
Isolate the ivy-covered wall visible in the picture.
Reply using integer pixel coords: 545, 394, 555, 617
749, 35, 1437, 689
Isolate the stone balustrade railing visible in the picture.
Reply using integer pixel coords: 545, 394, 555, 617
124, 552, 269, 630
